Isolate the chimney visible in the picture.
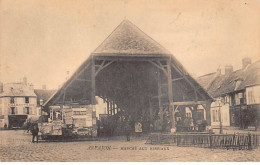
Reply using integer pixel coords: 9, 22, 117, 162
42, 84, 46, 90
0, 82, 3, 93
29, 83, 34, 90
217, 68, 222, 75
242, 57, 251, 69
224, 65, 233, 75
23, 77, 27, 85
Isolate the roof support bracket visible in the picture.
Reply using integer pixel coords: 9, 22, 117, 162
95, 60, 115, 77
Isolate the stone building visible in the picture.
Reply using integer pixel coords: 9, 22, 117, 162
0, 78, 38, 128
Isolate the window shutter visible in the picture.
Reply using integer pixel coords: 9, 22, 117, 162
15, 107, 18, 114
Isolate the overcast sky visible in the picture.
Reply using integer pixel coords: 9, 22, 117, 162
0, 0, 259, 89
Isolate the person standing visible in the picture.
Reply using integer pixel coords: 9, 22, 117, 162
32, 124, 39, 143
125, 120, 131, 141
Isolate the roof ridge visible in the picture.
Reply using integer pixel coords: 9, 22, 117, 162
198, 72, 217, 78
92, 19, 171, 56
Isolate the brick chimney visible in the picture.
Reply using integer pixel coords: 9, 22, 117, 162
42, 84, 46, 90
225, 65, 233, 75
242, 57, 251, 69
29, 83, 34, 90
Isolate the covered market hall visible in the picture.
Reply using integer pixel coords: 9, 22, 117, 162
43, 20, 213, 136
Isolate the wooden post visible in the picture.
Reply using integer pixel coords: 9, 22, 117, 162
192, 105, 198, 130
205, 101, 211, 126
209, 132, 213, 148
62, 89, 66, 106
157, 69, 163, 121
112, 101, 115, 115
110, 100, 113, 115
167, 60, 174, 132
115, 104, 118, 114
149, 98, 153, 131
107, 100, 110, 115
91, 57, 96, 105
248, 132, 252, 150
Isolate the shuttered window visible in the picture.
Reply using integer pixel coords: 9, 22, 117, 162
26, 107, 30, 114
25, 97, 29, 103
10, 97, 14, 103
11, 107, 15, 114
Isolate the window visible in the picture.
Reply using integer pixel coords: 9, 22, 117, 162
25, 97, 29, 103
26, 107, 30, 114
10, 97, 14, 104
11, 107, 15, 114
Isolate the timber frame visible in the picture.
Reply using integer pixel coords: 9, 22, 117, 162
43, 20, 213, 133
44, 55, 212, 132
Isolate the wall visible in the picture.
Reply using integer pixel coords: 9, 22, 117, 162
0, 96, 38, 127
246, 85, 260, 105
211, 99, 230, 127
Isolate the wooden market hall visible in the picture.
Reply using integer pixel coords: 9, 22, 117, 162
43, 20, 213, 135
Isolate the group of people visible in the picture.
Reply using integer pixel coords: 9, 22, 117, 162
176, 117, 195, 132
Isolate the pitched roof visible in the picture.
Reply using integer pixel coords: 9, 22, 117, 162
92, 19, 171, 56
44, 20, 212, 107
34, 89, 56, 105
197, 60, 260, 98
196, 72, 217, 91
0, 83, 36, 97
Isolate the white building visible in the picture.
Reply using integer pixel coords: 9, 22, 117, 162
0, 79, 38, 128
197, 58, 260, 129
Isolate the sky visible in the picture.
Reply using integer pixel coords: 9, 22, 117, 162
0, 0, 259, 89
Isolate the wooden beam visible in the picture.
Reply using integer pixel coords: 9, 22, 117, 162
174, 105, 179, 112
171, 63, 206, 100
91, 57, 96, 105
95, 60, 115, 77
65, 62, 91, 90
171, 100, 209, 106
167, 60, 175, 131
172, 77, 184, 82
148, 60, 168, 76
62, 89, 66, 105
75, 78, 91, 82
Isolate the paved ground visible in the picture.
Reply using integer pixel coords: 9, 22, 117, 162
0, 130, 260, 162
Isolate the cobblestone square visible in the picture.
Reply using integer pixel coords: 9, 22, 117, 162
0, 130, 260, 162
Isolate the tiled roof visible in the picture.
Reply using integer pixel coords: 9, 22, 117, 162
34, 89, 56, 105
197, 60, 260, 98
0, 83, 36, 97
92, 19, 171, 56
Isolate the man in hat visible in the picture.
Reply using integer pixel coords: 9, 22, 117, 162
32, 124, 39, 143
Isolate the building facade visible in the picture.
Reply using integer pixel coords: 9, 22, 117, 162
0, 80, 38, 128
197, 58, 260, 129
